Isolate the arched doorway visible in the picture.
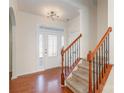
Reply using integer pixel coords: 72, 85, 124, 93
9, 7, 16, 79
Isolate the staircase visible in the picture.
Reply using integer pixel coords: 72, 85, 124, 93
66, 59, 89, 93
61, 27, 113, 93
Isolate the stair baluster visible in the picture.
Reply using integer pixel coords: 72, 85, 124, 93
93, 57, 95, 93
108, 34, 110, 65
102, 44, 104, 78
99, 47, 101, 84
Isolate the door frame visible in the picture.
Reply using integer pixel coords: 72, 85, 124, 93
9, 7, 16, 79
36, 26, 64, 71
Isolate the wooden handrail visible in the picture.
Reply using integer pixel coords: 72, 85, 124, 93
63, 34, 82, 53
92, 27, 112, 57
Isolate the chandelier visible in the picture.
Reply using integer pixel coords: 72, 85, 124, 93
46, 11, 60, 21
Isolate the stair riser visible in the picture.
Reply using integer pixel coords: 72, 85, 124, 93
72, 75, 88, 86
78, 68, 89, 73
66, 81, 88, 93
66, 81, 81, 93
78, 65, 89, 70
72, 73, 97, 85
78, 65, 103, 74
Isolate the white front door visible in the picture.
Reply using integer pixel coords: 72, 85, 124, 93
38, 28, 64, 70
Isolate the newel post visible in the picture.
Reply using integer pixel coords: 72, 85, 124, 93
61, 47, 65, 86
87, 51, 93, 93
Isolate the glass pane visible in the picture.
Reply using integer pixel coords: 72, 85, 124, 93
48, 35, 57, 56
39, 34, 43, 57
61, 36, 64, 47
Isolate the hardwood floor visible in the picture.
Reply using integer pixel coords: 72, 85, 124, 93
10, 67, 73, 93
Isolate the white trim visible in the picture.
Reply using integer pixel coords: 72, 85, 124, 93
39, 26, 64, 32
12, 26, 17, 79
11, 76, 18, 80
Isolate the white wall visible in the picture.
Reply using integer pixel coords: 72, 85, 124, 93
97, 0, 108, 41
80, 9, 90, 58
65, 15, 80, 45
79, 0, 97, 58
15, 11, 66, 76
89, 2, 97, 50
97, 0, 114, 64
108, 0, 114, 64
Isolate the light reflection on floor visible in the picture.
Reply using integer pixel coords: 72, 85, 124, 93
36, 75, 45, 92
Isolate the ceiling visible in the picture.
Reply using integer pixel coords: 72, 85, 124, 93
17, 0, 80, 21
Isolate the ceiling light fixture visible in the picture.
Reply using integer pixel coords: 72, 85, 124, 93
47, 11, 60, 21
43, 8, 69, 22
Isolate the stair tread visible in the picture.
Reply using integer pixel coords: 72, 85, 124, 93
81, 61, 89, 65
78, 62, 89, 70
66, 77, 88, 93
72, 70, 89, 82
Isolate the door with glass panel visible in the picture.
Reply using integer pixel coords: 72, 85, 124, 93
38, 28, 64, 70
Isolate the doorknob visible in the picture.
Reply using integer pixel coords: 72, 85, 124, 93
44, 49, 47, 54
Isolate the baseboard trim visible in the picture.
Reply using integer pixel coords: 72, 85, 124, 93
17, 67, 61, 78
11, 76, 18, 80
